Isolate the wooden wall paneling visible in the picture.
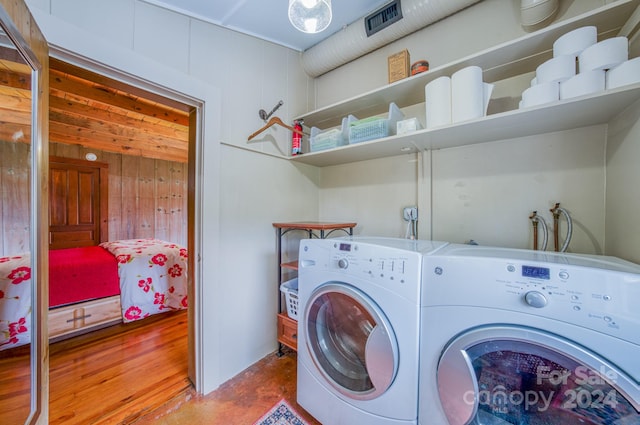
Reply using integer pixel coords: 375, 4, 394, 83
171, 162, 187, 245
121, 155, 139, 239
99, 160, 109, 243
47, 142, 187, 245
181, 162, 187, 244
102, 151, 122, 242
0, 140, 30, 255
50, 142, 82, 158
155, 160, 171, 242
138, 157, 155, 239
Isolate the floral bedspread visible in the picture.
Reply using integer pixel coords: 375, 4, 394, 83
0, 254, 31, 351
100, 239, 188, 323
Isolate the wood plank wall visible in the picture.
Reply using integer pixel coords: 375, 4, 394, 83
0, 140, 187, 256
0, 141, 30, 255
51, 143, 187, 246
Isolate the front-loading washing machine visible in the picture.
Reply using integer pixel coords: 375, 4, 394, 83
297, 237, 448, 425
419, 244, 640, 425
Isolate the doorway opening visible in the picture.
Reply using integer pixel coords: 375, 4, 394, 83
47, 56, 201, 417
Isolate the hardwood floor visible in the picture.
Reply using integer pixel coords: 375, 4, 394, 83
49, 310, 191, 424
0, 311, 319, 425
0, 345, 31, 424
2, 309, 319, 424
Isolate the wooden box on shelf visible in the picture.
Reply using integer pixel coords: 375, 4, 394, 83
388, 49, 410, 83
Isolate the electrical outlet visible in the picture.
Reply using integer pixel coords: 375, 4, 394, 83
403, 206, 418, 221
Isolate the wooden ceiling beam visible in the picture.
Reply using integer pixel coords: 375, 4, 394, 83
49, 96, 188, 141
0, 67, 30, 90
50, 57, 191, 114
0, 106, 31, 126
0, 90, 31, 111
49, 110, 187, 151
49, 122, 187, 163
0, 122, 31, 144
50, 68, 189, 126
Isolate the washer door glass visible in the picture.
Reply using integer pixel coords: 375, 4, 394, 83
305, 282, 398, 401
437, 326, 640, 425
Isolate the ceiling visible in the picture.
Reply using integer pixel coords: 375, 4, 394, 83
142, 0, 391, 51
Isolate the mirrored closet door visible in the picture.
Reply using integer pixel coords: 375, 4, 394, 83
0, 1, 49, 424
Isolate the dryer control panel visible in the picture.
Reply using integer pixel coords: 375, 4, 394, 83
299, 237, 447, 303
423, 244, 640, 345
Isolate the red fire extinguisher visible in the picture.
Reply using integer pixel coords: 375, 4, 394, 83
292, 120, 302, 156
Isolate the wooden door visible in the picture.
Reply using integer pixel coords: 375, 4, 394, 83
49, 156, 108, 249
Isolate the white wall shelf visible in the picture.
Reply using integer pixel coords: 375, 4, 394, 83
291, 0, 640, 167
291, 84, 640, 166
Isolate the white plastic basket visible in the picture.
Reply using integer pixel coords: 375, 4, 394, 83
310, 114, 357, 152
349, 102, 404, 144
280, 278, 299, 320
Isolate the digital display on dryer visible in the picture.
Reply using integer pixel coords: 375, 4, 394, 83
339, 243, 351, 252
522, 265, 550, 280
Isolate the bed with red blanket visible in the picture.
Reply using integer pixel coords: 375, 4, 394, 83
1, 239, 188, 350
49, 246, 121, 308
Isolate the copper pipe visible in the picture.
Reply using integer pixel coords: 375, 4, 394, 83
529, 211, 539, 250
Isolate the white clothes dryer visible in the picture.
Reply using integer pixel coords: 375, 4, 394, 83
419, 244, 640, 425
297, 237, 448, 425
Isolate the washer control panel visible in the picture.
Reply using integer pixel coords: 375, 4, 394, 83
423, 245, 640, 344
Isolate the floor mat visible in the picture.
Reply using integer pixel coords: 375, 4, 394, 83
253, 398, 310, 425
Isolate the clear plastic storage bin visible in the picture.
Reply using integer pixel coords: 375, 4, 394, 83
349, 102, 404, 144
310, 114, 357, 152
280, 278, 299, 319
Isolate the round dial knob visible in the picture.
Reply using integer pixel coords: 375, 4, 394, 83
525, 291, 548, 308
337, 258, 349, 269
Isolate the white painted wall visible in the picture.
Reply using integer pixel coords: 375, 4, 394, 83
26, 0, 317, 395
316, 0, 639, 260
606, 98, 640, 263
319, 154, 419, 238
217, 145, 319, 361
430, 126, 607, 253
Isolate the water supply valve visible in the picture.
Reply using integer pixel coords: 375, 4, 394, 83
403, 206, 418, 222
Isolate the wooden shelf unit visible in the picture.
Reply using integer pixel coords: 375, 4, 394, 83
272, 221, 357, 353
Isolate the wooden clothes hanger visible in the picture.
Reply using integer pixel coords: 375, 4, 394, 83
248, 116, 304, 141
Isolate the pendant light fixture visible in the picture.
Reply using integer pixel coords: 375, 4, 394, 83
288, 0, 332, 34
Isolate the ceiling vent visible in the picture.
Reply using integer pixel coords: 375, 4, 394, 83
301, 0, 481, 78
365, 0, 403, 37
